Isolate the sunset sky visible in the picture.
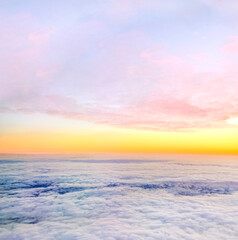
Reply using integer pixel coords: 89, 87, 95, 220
1, 0, 238, 154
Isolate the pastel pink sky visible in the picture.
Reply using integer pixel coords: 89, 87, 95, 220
1, 0, 238, 136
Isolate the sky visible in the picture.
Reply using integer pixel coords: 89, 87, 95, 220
0, 0, 238, 154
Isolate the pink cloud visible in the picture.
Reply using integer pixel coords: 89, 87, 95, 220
138, 98, 208, 117
36, 63, 60, 82
28, 27, 54, 45
221, 36, 238, 54
188, 52, 209, 62
1, 12, 238, 132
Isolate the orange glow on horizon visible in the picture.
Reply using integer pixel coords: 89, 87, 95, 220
1, 127, 238, 155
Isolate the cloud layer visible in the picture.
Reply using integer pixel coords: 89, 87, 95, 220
1, 157, 238, 239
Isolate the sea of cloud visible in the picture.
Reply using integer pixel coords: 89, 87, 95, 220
0, 157, 238, 240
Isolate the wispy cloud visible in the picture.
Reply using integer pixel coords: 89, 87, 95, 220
1, 0, 238, 131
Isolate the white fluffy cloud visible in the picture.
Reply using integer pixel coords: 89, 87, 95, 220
0, 157, 238, 239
